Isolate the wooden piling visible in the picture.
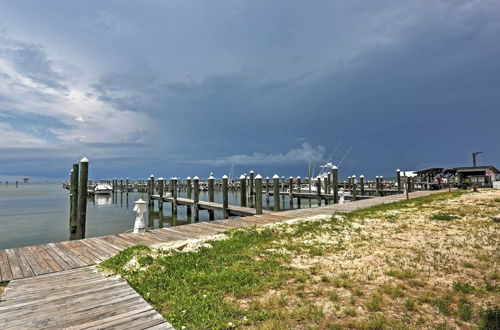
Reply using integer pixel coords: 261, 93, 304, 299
379, 176, 384, 195
249, 171, 254, 206
222, 175, 229, 219
332, 166, 338, 204
240, 175, 247, 207
76, 157, 89, 239
193, 176, 200, 221
273, 174, 280, 211
158, 178, 164, 211
186, 177, 192, 217
296, 176, 301, 208
265, 177, 270, 204
289, 176, 294, 208
171, 178, 178, 215
359, 175, 365, 196
255, 174, 263, 215
148, 175, 154, 206
317, 177, 322, 206
69, 164, 79, 236
208, 174, 215, 220
396, 169, 402, 194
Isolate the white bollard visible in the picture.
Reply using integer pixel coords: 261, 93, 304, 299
133, 199, 147, 233
339, 188, 345, 204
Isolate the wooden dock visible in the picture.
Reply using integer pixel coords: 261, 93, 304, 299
0, 267, 173, 329
150, 195, 272, 216
0, 189, 445, 329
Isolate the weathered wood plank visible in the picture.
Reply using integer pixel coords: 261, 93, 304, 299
0, 250, 13, 281
12, 248, 34, 278
4, 249, 23, 279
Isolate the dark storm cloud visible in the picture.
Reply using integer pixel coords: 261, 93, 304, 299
0, 0, 499, 180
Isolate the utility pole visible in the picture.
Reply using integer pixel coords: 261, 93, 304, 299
472, 152, 483, 167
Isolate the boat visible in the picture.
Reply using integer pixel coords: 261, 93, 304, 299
94, 184, 113, 195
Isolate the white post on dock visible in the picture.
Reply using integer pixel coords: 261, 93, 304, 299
133, 199, 147, 233
339, 188, 345, 204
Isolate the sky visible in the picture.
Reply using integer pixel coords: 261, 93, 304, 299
0, 0, 499, 181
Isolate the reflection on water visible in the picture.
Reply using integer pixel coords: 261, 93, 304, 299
0, 183, 323, 250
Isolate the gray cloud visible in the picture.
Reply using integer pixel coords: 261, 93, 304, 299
0, 0, 499, 180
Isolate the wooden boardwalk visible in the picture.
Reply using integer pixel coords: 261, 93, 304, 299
0, 267, 173, 329
0, 189, 445, 329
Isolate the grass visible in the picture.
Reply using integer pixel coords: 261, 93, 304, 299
0, 281, 8, 300
99, 189, 499, 329
430, 213, 460, 221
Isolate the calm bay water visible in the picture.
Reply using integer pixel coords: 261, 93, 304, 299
0, 182, 320, 250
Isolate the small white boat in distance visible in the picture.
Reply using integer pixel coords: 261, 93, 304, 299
94, 184, 113, 195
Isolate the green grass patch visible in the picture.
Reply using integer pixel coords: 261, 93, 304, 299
479, 306, 500, 330
99, 228, 299, 329
430, 213, 460, 221
453, 281, 475, 294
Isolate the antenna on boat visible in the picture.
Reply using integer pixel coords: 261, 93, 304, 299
325, 140, 343, 166
228, 163, 234, 182
337, 141, 356, 168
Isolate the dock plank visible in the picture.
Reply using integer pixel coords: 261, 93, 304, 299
4, 249, 23, 279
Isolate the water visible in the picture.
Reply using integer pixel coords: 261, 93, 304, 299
0, 182, 321, 250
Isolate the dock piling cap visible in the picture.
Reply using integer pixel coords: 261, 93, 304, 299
332, 165, 337, 170
297, 176, 301, 179
186, 176, 191, 180
250, 170, 254, 174
266, 176, 270, 179
135, 198, 146, 205
239, 174, 246, 180
273, 174, 280, 179
255, 174, 262, 179
208, 175, 215, 180
80, 157, 89, 163
360, 175, 364, 178
193, 176, 199, 180
222, 175, 228, 179
397, 169, 400, 172
150, 174, 154, 178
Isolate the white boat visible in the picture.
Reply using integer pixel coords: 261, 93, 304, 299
94, 184, 113, 195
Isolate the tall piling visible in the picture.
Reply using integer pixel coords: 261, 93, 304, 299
193, 176, 200, 221
396, 169, 402, 194
255, 174, 263, 215
76, 157, 89, 239
158, 178, 164, 211
289, 176, 294, 208
171, 178, 178, 216
222, 175, 229, 219
273, 174, 280, 211
208, 174, 215, 220
249, 170, 254, 206
186, 177, 192, 217
359, 175, 365, 196
332, 166, 338, 204
296, 176, 301, 208
317, 177, 322, 206
240, 174, 247, 207
69, 163, 79, 237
